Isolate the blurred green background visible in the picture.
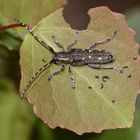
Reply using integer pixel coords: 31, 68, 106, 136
0, 0, 140, 140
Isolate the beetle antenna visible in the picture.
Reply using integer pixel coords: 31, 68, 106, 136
15, 19, 55, 54
21, 60, 54, 98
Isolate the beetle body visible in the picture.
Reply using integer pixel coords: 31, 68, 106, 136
53, 48, 115, 65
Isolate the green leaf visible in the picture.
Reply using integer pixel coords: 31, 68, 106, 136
20, 7, 140, 134
0, 12, 22, 51
0, 79, 34, 140
0, 0, 66, 25
126, 8, 140, 43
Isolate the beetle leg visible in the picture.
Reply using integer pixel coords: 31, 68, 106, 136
67, 31, 79, 50
89, 31, 117, 49
48, 64, 65, 80
52, 35, 64, 50
68, 65, 76, 89
88, 64, 123, 73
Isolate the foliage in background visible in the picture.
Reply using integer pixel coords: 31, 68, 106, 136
0, 0, 66, 25
126, 7, 140, 43
0, 79, 34, 140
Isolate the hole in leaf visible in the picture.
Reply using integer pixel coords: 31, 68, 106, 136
95, 75, 99, 79
128, 74, 132, 78
133, 56, 137, 60
102, 75, 110, 82
63, 0, 90, 30
100, 83, 104, 89
112, 100, 115, 103
88, 86, 92, 89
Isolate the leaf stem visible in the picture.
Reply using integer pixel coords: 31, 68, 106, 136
0, 23, 32, 31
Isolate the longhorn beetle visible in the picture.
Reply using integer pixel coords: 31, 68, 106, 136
1, 19, 125, 98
